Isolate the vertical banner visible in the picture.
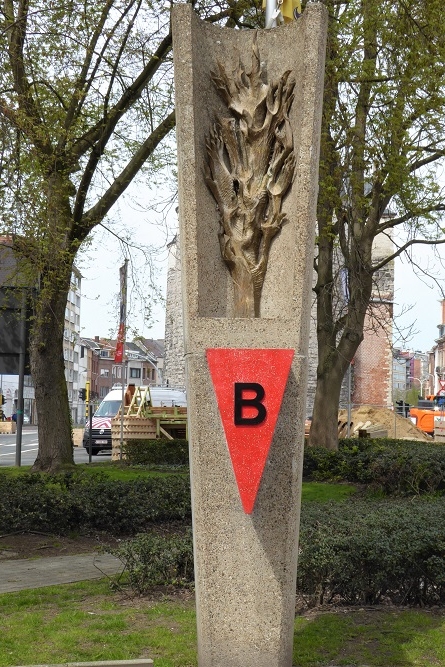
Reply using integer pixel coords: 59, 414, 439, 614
114, 260, 128, 364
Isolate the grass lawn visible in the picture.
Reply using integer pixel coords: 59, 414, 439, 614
1, 579, 445, 667
3, 462, 435, 666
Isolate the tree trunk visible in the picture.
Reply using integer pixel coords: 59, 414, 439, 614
30, 176, 77, 472
31, 280, 75, 472
309, 357, 346, 451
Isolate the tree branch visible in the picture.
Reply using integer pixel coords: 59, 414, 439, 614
61, 0, 116, 144
372, 230, 445, 272
3, 0, 52, 156
69, 30, 173, 163
76, 109, 175, 235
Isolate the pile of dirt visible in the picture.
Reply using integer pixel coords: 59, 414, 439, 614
338, 405, 432, 441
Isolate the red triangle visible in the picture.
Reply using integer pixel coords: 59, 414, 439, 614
206, 348, 294, 514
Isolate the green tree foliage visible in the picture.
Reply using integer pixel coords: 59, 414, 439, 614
0, 0, 259, 471
309, 0, 445, 449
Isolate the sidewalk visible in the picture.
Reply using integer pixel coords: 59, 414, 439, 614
0, 553, 122, 594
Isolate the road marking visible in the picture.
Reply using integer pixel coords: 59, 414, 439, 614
0, 447, 38, 457
0, 441, 38, 447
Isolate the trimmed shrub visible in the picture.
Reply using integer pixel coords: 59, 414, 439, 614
105, 497, 445, 606
0, 474, 79, 534
123, 439, 189, 466
0, 471, 192, 535
303, 438, 445, 494
108, 530, 194, 594
297, 498, 445, 606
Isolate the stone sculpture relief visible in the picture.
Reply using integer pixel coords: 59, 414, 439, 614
205, 36, 296, 317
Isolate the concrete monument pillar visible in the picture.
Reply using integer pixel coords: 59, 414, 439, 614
172, 5, 327, 667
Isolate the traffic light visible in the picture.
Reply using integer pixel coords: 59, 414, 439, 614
85, 381, 91, 420
79, 388, 86, 401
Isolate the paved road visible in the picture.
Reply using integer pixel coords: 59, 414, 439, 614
0, 428, 111, 467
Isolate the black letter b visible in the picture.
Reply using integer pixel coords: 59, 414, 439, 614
234, 383, 267, 425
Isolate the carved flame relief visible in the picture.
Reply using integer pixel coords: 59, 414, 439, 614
205, 36, 295, 317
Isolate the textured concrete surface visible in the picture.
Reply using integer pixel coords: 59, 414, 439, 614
0, 553, 122, 593
173, 5, 327, 667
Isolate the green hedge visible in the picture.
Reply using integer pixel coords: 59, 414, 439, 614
303, 438, 445, 494
0, 471, 192, 535
106, 497, 445, 606
123, 439, 189, 466
297, 498, 445, 606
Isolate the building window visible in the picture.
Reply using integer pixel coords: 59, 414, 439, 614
100, 369, 109, 377
129, 368, 141, 379
100, 386, 110, 398
100, 350, 109, 358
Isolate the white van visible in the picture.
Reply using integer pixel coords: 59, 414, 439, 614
82, 385, 187, 455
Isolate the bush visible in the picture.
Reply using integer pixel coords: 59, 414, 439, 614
104, 496, 445, 606
123, 439, 189, 466
297, 498, 445, 607
0, 470, 192, 535
108, 530, 194, 594
303, 438, 445, 494
0, 474, 79, 534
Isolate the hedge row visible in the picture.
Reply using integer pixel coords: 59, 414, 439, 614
0, 471, 191, 535
297, 498, 445, 606
303, 438, 445, 494
107, 497, 445, 606
123, 439, 189, 466
123, 437, 445, 496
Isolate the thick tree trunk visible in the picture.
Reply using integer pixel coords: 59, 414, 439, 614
309, 359, 346, 451
31, 282, 75, 472
30, 176, 77, 472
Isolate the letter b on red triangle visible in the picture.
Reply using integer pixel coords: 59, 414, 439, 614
206, 348, 294, 514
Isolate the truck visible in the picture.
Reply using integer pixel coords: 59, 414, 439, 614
82, 384, 187, 455
409, 395, 445, 436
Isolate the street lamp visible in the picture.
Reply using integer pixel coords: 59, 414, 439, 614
408, 376, 421, 389
422, 373, 435, 396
